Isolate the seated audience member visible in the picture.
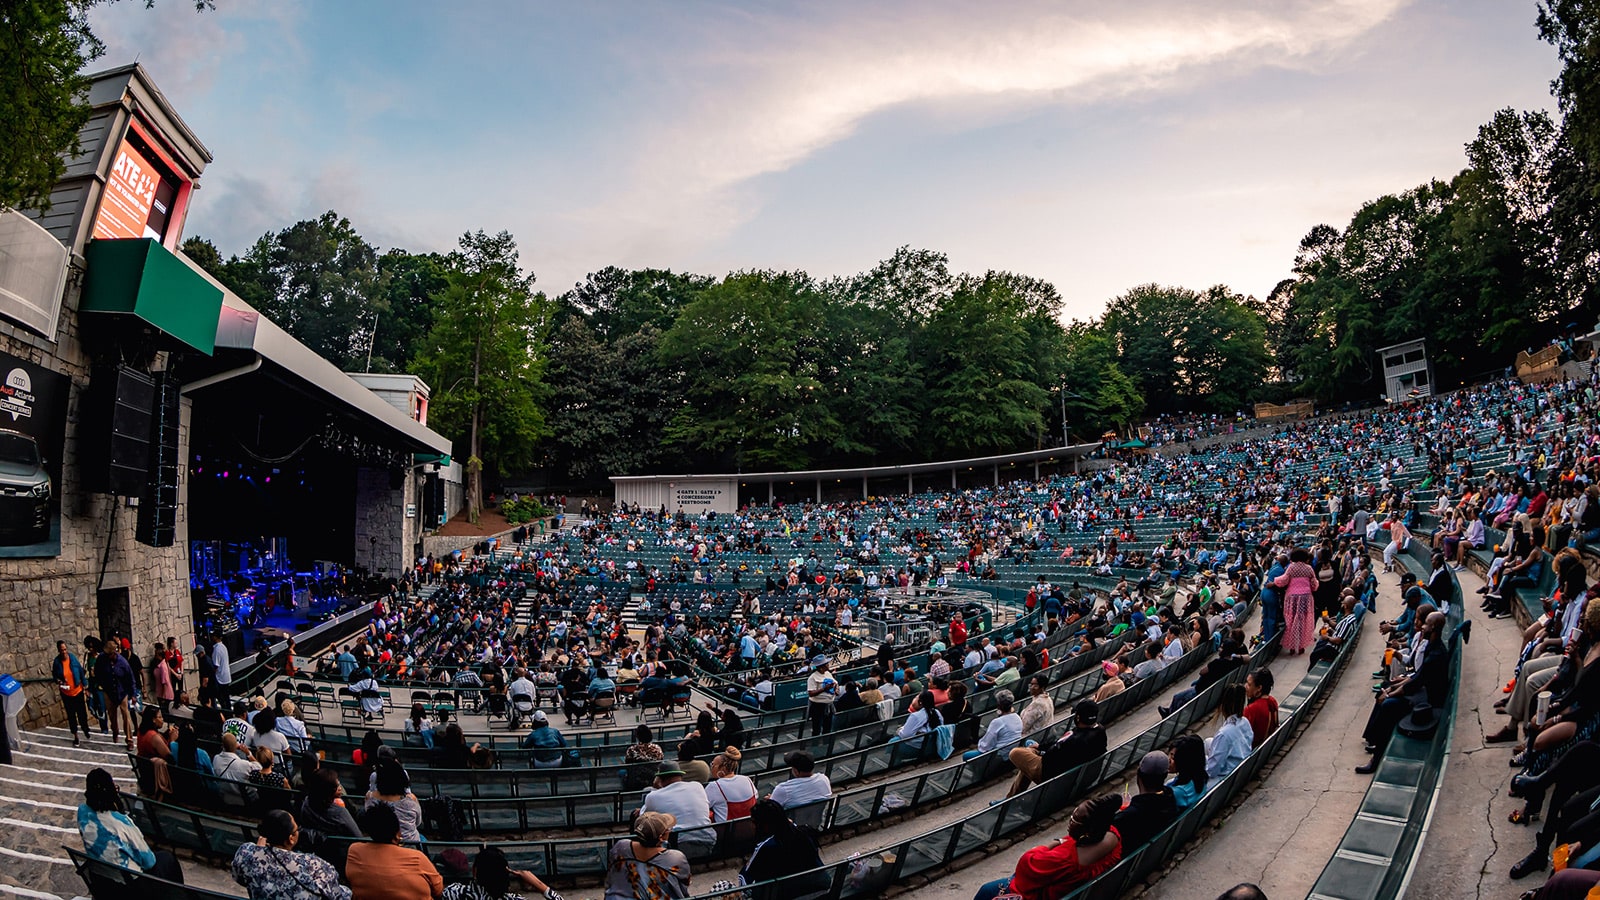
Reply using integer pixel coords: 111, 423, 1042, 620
77, 767, 185, 882
214, 732, 262, 782
297, 768, 362, 870
1205, 684, 1254, 779
1356, 612, 1451, 775
231, 810, 350, 900
1168, 734, 1210, 809
1113, 751, 1179, 849
768, 751, 834, 810
1241, 668, 1279, 750
640, 764, 716, 858
704, 748, 757, 822
710, 799, 827, 895
622, 724, 664, 792
971, 794, 1125, 900
604, 812, 690, 900
440, 845, 564, 900
1007, 700, 1106, 797
965, 689, 1024, 760
345, 802, 443, 899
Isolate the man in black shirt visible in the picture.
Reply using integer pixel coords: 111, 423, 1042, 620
1113, 751, 1179, 848
1006, 699, 1107, 797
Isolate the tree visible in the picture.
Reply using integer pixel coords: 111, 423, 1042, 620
659, 270, 841, 470
560, 266, 712, 342
413, 231, 548, 523
919, 273, 1053, 456
2, 1, 209, 212
1539, 1, 1600, 176
544, 316, 680, 482
1059, 323, 1143, 437
1, 1, 99, 211
248, 212, 387, 371
373, 249, 449, 373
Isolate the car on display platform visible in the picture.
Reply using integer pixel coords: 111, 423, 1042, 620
0, 429, 51, 544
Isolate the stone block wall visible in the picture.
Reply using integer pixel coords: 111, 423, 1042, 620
0, 274, 192, 730
352, 466, 414, 577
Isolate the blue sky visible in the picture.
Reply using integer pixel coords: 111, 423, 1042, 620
89, 0, 1562, 321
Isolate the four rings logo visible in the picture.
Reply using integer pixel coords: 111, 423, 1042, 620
0, 368, 36, 421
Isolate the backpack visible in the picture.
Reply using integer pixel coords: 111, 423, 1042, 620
421, 792, 468, 842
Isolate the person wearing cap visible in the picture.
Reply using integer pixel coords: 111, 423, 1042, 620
604, 811, 690, 900
1092, 660, 1126, 703
1112, 751, 1179, 849
805, 656, 837, 736
768, 750, 834, 810
519, 711, 569, 768
640, 762, 715, 857
1005, 699, 1106, 798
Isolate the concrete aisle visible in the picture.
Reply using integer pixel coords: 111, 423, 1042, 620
924, 611, 1314, 900
1142, 573, 1394, 900
1412, 566, 1529, 900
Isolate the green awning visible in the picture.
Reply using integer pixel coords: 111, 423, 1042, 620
82, 238, 223, 355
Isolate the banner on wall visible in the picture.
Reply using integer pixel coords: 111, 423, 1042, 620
0, 352, 69, 557
92, 140, 162, 242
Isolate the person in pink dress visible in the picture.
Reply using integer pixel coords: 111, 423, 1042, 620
1274, 548, 1319, 655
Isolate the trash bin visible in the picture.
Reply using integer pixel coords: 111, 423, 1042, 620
0, 674, 25, 751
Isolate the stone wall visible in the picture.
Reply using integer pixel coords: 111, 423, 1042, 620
351, 466, 416, 577
0, 276, 193, 730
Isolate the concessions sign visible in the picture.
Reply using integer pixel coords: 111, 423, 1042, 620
92, 139, 162, 242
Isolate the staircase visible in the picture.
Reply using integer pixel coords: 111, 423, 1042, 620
0, 726, 132, 899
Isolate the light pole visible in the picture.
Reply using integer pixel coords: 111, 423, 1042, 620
1059, 384, 1086, 448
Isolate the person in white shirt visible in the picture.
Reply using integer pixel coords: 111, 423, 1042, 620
965, 690, 1023, 760
640, 765, 716, 856
703, 749, 757, 822
1133, 643, 1169, 680
211, 637, 232, 696
894, 691, 944, 742
878, 679, 903, 702
768, 752, 833, 811
963, 647, 984, 670
1017, 675, 1054, 735
212, 733, 260, 782
1205, 684, 1255, 779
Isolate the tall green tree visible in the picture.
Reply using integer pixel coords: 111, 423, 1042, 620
920, 273, 1054, 456
414, 231, 548, 523
250, 212, 387, 371
373, 249, 449, 373
1539, 1, 1600, 176
561, 266, 712, 341
658, 270, 841, 470
3, 1, 210, 212
544, 316, 679, 482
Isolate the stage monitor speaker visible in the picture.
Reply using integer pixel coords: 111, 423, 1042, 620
136, 372, 180, 547
80, 366, 156, 496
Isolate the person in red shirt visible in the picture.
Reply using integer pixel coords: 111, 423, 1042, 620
1242, 668, 1279, 750
973, 794, 1124, 900
950, 616, 968, 650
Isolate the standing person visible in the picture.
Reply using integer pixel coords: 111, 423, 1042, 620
196, 635, 217, 706
230, 810, 351, 900
77, 768, 185, 882
165, 637, 184, 696
603, 811, 690, 900
150, 647, 175, 714
52, 640, 90, 746
83, 635, 108, 733
805, 656, 837, 737
211, 634, 233, 704
1274, 548, 1319, 656
96, 641, 136, 751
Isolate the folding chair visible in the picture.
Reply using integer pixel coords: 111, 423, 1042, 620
588, 690, 618, 725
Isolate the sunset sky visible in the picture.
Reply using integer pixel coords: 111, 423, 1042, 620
90, 0, 1563, 320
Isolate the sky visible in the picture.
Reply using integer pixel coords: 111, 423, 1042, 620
88, 0, 1564, 321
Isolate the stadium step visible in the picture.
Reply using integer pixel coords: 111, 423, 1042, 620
0, 727, 140, 900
